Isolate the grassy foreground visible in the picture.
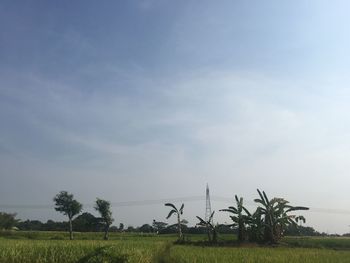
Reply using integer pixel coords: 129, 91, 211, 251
1, 232, 350, 262
171, 246, 350, 263
0, 239, 159, 263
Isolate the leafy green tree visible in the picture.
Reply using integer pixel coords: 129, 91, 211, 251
139, 224, 153, 233
196, 211, 217, 243
95, 198, 114, 240
73, 212, 100, 232
126, 226, 135, 232
17, 219, 43, 231
220, 195, 250, 242
164, 203, 184, 240
152, 220, 167, 234
0, 212, 19, 230
254, 189, 309, 243
53, 191, 82, 240
285, 223, 318, 236
43, 220, 67, 231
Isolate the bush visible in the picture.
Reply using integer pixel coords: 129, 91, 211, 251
78, 246, 129, 263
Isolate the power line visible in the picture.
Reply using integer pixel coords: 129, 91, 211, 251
211, 196, 350, 215
110, 196, 204, 207
0, 196, 205, 210
1, 195, 350, 215
307, 207, 350, 215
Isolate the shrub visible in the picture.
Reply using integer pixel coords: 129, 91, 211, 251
78, 246, 129, 263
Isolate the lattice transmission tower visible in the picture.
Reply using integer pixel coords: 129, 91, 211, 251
205, 184, 212, 223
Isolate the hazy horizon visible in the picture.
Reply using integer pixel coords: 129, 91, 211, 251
1, 0, 350, 234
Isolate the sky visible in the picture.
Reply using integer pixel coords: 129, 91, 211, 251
1, 0, 350, 234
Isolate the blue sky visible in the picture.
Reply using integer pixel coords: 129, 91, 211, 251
1, 0, 350, 233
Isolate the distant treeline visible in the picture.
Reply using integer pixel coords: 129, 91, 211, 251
15, 212, 235, 234
3, 212, 321, 236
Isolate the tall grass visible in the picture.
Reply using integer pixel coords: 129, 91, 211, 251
0, 239, 161, 263
284, 236, 350, 250
170, 246, 350, 263
1, 232, 350, 262
0, 230, 172, 241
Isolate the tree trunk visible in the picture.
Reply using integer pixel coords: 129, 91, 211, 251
104, 225, 109, 240
69, 218, 73, 240
177, 214, 182, 240
207, 226, 211, 242
264, 216, 272, 243
212, 229, 217, 243
238, 222, 244, 242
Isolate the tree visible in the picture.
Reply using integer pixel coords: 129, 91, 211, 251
53, 191, 82, 240
119, 223, 124, 232
95, 198, 114, 240
43, 220, 67, 231
254, 189, 309, 243
164, 203, 184, 240
73, 212, 100, 232
0, 212, 19, 230
220, 195, 251, 242
152, 220, 167, 234
139, 224, 153, 233
196, 211, 217, 243
126, 226, 135, 232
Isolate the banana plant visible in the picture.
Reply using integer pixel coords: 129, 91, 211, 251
220, 195, 251, 242
196, 211, 217, 243
164, 203, 184, 240
254, 189, 309, 243
247, 208, 264, 242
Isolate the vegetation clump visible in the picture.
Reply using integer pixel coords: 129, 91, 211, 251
0, 212, 19, 230
220, 195, 250, 242
196, 211, 217, 243
77, 246, 129, 263
220, 189, 309, 244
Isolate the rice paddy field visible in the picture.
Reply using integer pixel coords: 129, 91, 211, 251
1, 231, 350, 262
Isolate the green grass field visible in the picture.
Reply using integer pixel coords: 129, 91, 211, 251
1, 231, 350, 262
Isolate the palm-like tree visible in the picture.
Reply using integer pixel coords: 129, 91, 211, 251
94, 198, 114, 240
247, 208, 264, 242
220, 195, 250, 242
196, 211, 217, 243
254, 189, 309, 243
164, 203, 184, 240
